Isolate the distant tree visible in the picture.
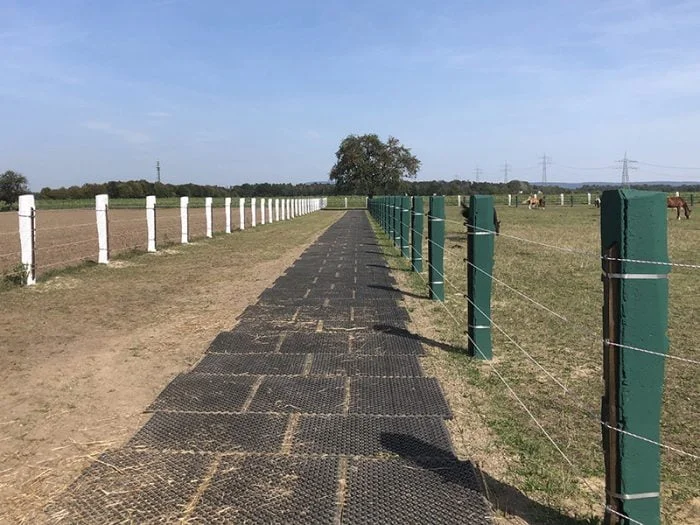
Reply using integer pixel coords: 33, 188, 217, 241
0, 171, 29, 203
329, 134, 420, 197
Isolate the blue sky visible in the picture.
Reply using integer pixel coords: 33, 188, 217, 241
2, 0, 700, 189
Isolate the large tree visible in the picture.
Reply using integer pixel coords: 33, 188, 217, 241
329, 134, 420, 196
0, 171, 29, 204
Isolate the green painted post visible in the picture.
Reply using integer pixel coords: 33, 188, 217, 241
601, 189, 668, 525
388, 196, 395, 242
428, 196, 445, 301
515, 194, 519, 208
401, 196, 410, 258
411, 197, 423, 272
467, 195, 495, 360
570, 194, 574, 207
691, 193, 695, 207
393, 196, 401, 249
382, 197, 387, 232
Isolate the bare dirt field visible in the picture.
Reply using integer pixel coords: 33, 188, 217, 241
0, 207, 257, 277
0, 210, 343, 524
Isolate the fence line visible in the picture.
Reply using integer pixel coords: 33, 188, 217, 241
1, 195, 329, 282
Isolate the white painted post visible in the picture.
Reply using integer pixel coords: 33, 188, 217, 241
291, 199, 295, 219
268, 198, 273, 223
96, 194, 109, 264
205, 197, 213, 238
458, 195, 461, 207
225, 197, 231, 233
146, 195, 156, 252
560, 193, 564, 206
180, 196, 189, 243
345, 197, 348, 208
508, 194, 512, 206
18, 194, 36, 285
587, 193, 591, 206
275, 199, 280, 221
260, 198, 265, 225
251, 198, 257, 227
239, 198, 245, 230
675, 191, 680, 197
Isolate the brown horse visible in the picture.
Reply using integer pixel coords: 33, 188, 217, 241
667, 196, 691, 219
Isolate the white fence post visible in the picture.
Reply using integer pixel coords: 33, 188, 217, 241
146, 195, 156, 252
268, 198, 273, 223
18, 194, 36, 285
180, 196, 189, 244
251, 198, 257, 227
239, 198, 245, 230
275, 199, 280, 221
225, 197, 232, 233
96, 194, 109, 264
260, 198, 266, 225
457, 195, 461, 207
675, 191, 680, 197
560, 193, 564, 206
508, 194, 512, 206
205, 197, 213, 238
587, 193, 591, 206
345, 197, 348, 208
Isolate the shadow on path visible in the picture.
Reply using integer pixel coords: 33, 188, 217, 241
372, 323, 465, 354
366, 284, 428, 300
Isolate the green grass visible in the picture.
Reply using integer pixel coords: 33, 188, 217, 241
369, 204, 698, 524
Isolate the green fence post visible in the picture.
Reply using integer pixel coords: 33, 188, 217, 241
388, 196, 395, 241
411, 197, 424, 272
393, 196, 401, 249
601, 189, 668, 525
467, 195, 495, 360
570, 194, 574, 207
691, 193, 694, 207
428, 196, 445, 301
401, 196, 410, 258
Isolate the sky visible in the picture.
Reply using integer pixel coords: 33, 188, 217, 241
2, 0, 700, 190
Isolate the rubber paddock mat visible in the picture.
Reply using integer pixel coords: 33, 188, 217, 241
234, 318, 320, 333
349, 378, 452, 417
351, 332, 425, 356
292, 415, 453, 457
126, 412, 288, 453
45, 450, 212, 524
192, 353, 306, 375
279, 331, 350, 353
248, 376, 346, 414
146, 373, 257, 413
342, 458, 490, 525
351, 306, 410, 324
310, 354, 423, 377
296, 306, 351, 324
207, 331, 281, 354
189, 455, 339, 524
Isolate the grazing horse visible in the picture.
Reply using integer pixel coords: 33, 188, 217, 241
667, 196, 691, 219
461, 202, 500, 235
594, 197, 601, 208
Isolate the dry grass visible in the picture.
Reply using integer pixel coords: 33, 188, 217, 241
0, 210, 343, 524
371, 204, 699, 525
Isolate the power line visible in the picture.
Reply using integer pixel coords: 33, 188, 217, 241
473, 166, 483, 182
638, 161, 700, 170
617, 152, 638, 188
503, 161, 510, 183
540, 154, 551, 184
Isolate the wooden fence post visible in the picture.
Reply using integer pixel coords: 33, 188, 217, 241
411, 196, 423, 272
146, 195, 157, 252
428, 196, 445, 301
239, 198, 245, 230
96, 194, 109, 263
180, 196, 189, 243
205, 197, 213, 237
601, 189, 668, 525
225, 197, 231, 233
467, 195, 495, 360
18, 194, 36, 285
401, 196, 410, 258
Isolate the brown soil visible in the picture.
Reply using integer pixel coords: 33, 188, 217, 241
0, 210, 343, 524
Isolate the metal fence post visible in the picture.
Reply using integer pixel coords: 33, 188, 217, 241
411, 196, 423, 272
18, 194, 36, 285
393, 196, 401, 249
601, 189, 668, 525
428, 196, 445, 301
467, 195, 495, 360
401, 196, 410, 258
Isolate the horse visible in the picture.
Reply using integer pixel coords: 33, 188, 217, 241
522, 194, 545, 210
594, 197, 601, 208
667, 196, 691, 219
461, 202, 500, 235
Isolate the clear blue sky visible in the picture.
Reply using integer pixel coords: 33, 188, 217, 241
2, 0, 700, 189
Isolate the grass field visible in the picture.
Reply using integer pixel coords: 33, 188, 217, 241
372, 203, 699, 524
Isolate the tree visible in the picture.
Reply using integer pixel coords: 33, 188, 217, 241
0, 171, 29, 203
329, 134, 420, 197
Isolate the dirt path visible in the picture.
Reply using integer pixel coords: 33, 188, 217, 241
0, 211, 343, 524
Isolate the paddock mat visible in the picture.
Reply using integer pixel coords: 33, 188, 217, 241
46, 210, 491, 524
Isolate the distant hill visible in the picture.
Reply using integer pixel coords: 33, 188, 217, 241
537, 181, 700, 189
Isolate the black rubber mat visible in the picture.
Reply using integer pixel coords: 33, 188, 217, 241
352, 332, 425, 356
207, 331, 280, 354
127, 412, 288, 453
45, 450, 211, 523
342, 458, 490, 524
248, 376, 346, 414
279, 331, 350, 353
350, 378, 452, 417
146, 374, 256, 413
192, 353, 306, 375
292, 415, 454, 457
310, 354, 423, 377
190, 455, 339, 524
352, 306, 410, 324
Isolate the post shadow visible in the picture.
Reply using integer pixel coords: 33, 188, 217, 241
371, 323, 466, 354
